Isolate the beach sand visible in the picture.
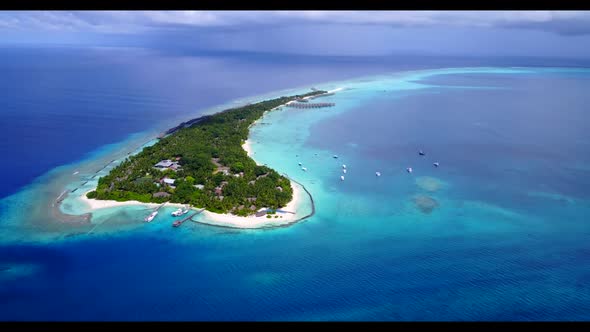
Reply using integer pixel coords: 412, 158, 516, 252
196, 180, 304, 229
242, 139, 256, 160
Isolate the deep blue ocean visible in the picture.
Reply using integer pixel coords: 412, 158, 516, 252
0, 46, 589, 321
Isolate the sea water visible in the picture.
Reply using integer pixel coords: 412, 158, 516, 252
1, 48, 590, 320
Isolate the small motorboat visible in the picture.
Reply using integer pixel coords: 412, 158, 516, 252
342, 164, 347, 169
340, 175, 345, 181
144, 211, 158, 222
298, 162, 302, 166
343, 169, 347, 174
171, 208, 183, 217
433, 162, 440, 167
302, 167, 308, 172
333, 155, 339, 159
376, 171, 381, 177
419, 150, 425, 156
406, 167, 413, 174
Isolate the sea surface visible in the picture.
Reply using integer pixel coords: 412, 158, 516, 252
1, 47, 590, 320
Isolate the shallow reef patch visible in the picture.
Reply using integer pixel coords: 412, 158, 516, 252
415, 176, 443, 193
413, 195, 439, 214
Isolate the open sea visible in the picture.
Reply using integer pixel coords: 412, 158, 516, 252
0, 46, 589, 321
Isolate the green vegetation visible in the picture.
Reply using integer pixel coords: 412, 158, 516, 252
87, 90, 326, 216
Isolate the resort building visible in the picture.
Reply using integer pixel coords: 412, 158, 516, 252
154, 159, 181, 171
159, 177, 176, 189
162, 178, 175, 185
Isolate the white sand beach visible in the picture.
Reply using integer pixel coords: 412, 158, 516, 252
242, 139, 256, 159
327, 87, 344, 94
196, 180, 305, 229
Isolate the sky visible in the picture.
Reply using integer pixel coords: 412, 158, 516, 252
1, 11, 590, 58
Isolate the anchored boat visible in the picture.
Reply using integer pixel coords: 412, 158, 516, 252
144, 211, 158, 222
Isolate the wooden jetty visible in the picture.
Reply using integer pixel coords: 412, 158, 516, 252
173, 208, 205, 227
286, 102, 335, 109
154, 202, 167, 212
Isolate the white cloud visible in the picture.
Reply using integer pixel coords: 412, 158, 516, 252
1, 11, 590, 35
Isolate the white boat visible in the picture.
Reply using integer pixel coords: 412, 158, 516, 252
144, 211, 158, 222
181, 207, 190, 215
298, 162, 302, 166
433, 162, 440, 167
73, 171, 79, 175
302, 167, 308, 172
342, 164, 347, 169
343, 169, 347, 174
376, 171, 381, 177
171, 208, 183, 217
340, 175, 345, 181
333, 155, 338, 159
406, 167, 413, 174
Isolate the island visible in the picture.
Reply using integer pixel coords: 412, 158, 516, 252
85, 90, 327, 219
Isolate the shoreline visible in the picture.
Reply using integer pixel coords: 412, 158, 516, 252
195, 180, 305, 229
75, 88, 340, 229
79, 190, 187, 211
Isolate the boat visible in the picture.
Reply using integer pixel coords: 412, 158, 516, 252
298, 162, 302, 166
419, 150, 425, 156
73, 171, 79, 175
173, 220, 181, 227
171, 208, 183, 217
343, 169, 347, 174
376, 171, 381, 177
342, 164, 347, 169
144, 211, 158, 222
340, 175, 345, 181
302, 167, 308, 172
180, 207, 190, 215
406, 167, 413, 174
433, 162, 440, 167
333, 155, 338, 159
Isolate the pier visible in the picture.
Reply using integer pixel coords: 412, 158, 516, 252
286, 102, 335, 109
153, 202, 167, 212
174, 208, 205, 227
